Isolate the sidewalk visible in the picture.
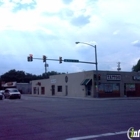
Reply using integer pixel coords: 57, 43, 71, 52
23, 94, 140, 101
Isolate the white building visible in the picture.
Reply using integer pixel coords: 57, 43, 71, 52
31, 70, 140, 98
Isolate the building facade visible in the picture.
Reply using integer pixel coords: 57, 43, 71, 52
31, 70, 140, 98
1, 82, 31, 94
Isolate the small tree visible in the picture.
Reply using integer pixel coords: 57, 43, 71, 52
132, 59, 140, 72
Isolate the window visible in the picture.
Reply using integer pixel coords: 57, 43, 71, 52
33, 87, 39, 94
98, 83, 120, 94
11, 89, 18, 92
58, 86, 62, 92
126, 84, 135, 91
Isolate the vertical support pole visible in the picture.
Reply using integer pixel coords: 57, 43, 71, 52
45, 61, 47, 78
95, 45, 98, 97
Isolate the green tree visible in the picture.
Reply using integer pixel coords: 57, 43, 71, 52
1, 69, 26, 83
1, 69, 65, 83
132, 59, 140, 72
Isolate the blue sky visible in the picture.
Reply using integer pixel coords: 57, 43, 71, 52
0, 0, 140, 75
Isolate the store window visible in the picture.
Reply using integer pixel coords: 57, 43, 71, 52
125, 83, 136, 97
98, 83, 120, 93
58, 86, 62, 92
126, 84, 135, 91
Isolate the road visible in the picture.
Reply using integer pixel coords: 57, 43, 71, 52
0, 95, 140, 140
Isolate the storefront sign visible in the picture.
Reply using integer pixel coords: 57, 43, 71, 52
107, 74, 121, 81
2, 82, 16, 87
133, 76, 140, 81
7, 82, 13, 86
51, 79, 56, 84
36, 82, 41, 86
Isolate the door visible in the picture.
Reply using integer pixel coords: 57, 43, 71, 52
65, 86, 68, 96
86, 85, 91, 96
52, 85, 55, 95
41, 87, 45, 95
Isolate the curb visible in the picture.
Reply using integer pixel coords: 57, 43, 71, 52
22, 94, 140, 101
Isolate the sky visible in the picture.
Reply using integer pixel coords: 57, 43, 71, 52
0, 0, 140, 75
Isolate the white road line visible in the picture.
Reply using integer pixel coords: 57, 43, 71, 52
66, 131, 127, 140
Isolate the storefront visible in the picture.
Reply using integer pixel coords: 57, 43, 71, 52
97, 72, 140, 97
1, 82, 31, 94
123, 75, 140, 97
31, 70, 140, 98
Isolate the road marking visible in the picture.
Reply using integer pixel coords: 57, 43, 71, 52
66, 131, 127, 140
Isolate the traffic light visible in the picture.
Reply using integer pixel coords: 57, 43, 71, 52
27, 54, 33, 62
43, 55, 46, 62
98, 74, 101, 80
30, 54, 33, 61
94, 74, 97, 79
27, 56, 30, 61
59, 57, 62, 63
94, 74, 101, 80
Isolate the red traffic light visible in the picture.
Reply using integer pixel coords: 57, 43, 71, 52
27, 54, 33, 61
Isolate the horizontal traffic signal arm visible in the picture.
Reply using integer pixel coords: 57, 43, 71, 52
27, 57, 96, 64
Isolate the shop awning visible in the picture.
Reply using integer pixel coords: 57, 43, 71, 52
81, 79, 92, 85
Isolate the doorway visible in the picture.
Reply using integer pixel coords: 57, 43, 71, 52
65, 85, 68, 96
86, 85, 91, 96
52, 85, 55, 95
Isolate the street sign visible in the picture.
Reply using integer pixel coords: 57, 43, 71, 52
64, 59, 79, 62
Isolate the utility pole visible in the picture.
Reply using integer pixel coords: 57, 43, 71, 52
44, 61, 49, 78
43, 55, 48, 78
75, 42, 98, 98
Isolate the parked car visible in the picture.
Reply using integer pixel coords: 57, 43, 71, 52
4, 88, 21, 99
0, 90, 4, 100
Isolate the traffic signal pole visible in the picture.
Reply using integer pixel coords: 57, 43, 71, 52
43, 55, 48, 78
45, 60, 47, 78
27, 55, 97, 79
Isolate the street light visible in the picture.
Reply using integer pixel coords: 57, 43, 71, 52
75, 41, 98, 97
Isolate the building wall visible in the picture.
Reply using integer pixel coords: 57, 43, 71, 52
32, 79, 51, 96
31, 71, 140, 98
97, 71, 140, 97
17, 83, 31, 94
49, 71, 93, 97
1, 82, 31, 94
31, 71, 94, 97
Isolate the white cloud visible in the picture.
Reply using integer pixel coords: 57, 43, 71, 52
20, 0, 35, 4
0, 0, 140, 75
113, 30, 120, 35
62, 0, 73, 5
35, 0, 64, 13
132, 40, 140, 47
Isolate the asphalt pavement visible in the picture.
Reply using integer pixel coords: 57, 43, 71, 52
0, 95, 140, 140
